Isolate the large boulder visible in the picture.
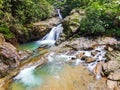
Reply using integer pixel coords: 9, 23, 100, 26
107, 70, 120, 89
0, 34, 30, 77
30, 17, 61, 41
62, 9, 85, 38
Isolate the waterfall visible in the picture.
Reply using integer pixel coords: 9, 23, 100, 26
57, 9, 63, 19
36, 24, 63, 47
36, 8, 63, 47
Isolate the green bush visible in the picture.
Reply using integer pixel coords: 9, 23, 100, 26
56, 0, 90, 17
0, 0, 54, 41
0, 23, 14, 39
80, 1, 120, 36
12, 0, 53, 24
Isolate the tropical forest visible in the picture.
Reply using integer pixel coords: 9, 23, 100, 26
0, 0, 120, 90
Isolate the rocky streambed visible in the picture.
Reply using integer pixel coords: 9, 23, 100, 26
0, 33, 120, 90
0, 37, 120, 90
49, 36, 120, 90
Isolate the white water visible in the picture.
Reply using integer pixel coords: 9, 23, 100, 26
12, 45, 106, 90
14, 66, 42, 87
36, 24, 63, 47
57, 9, 63, 19
36, 8, 63, 47
47, 45, 106, 79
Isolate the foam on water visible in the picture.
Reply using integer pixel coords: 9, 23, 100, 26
47, 53, 76, 62
14, 66, 42, 87
36, 24, 63, 47
37, 40, 56, 47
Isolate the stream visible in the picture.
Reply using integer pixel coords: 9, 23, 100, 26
8, 45, 107, 90
7, 9, 107, 90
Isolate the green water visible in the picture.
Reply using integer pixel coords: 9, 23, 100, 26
18, 41, 40, 51
8, 61, 64, 90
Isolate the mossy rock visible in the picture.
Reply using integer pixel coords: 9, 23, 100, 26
62, 9, 85, 38
9, 24, 30, 43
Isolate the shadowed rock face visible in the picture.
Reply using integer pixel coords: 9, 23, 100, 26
0, 34, 30, 78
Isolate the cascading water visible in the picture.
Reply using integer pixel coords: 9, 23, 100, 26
36, 24, 63, 47
19, 9, 63, 50
57, 9, 63, 19
36, 8, 63, 47
7, 7, 107, 90
8, 45, 107, 90
19, 24, 63, 51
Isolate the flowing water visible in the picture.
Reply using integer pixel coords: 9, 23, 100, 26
57, 9, 62, 19
7, 10, 107, 90
8, 50, 107, 90
36, 24, 63, 47
8, 63, 91, 90
8, 45, 107, 90
19, 24, 63, 51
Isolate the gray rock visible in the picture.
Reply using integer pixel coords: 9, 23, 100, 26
107, 70, 120, 89
102, 60, 120, 73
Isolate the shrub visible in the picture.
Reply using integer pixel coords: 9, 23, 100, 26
0, 23, 14, 39
13, 0, 53, 24
80, 1, 120, 36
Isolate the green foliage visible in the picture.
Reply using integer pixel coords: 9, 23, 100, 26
11, 0, 53, 24
0, 0, 54, 41
60, 0, 91, 17
0, 23, 14, 39
0, 0, 53, 24
80, 0, 120, 36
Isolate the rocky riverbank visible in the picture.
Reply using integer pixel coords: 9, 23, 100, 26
0, 34, 32, 89
50, 36, 120, 90
0, 35, 120, 90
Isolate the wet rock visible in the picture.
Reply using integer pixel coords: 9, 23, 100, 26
31, 17, 61, 41
107, 46, 113, 52
76, 52, 85, 58
91, 51, 98, 56
107, 70, 120, 89
93, 62, 103, 79
81, 56, 88, 61
85, 57, 96, 63
18, 50, 32, 60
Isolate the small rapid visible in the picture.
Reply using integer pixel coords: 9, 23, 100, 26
7, 8, 108, 90
19, 24, 63, 51
36, 24, 63, 47
57, 9, 63, 19
8, 44, 107, 90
